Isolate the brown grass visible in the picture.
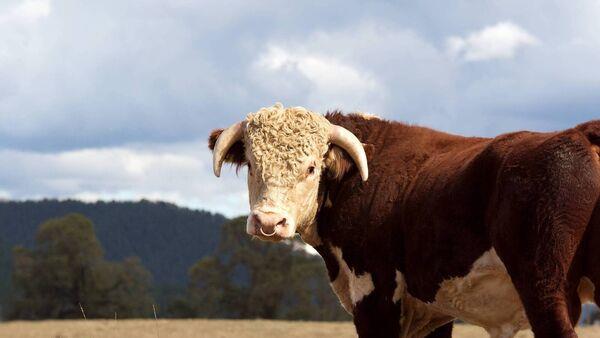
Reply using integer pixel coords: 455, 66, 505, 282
0, 319, 598, 338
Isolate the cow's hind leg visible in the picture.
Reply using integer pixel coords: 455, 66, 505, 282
585, 204, 600, 307
491, 132, 600, 338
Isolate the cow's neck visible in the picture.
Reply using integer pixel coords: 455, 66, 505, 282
296, 115, 402, 314
299, 113, 468, 310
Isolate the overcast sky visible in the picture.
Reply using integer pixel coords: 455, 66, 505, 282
1, 0, 599, 217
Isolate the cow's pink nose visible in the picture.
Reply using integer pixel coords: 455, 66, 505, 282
253, 212, 286, 236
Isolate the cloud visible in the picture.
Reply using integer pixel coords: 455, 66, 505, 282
0, 1, 597, 153
0, 190, 10, 199
250, 22, 455, 117
0, 141, 248, 217
0, 0, 51, 24
447, 21, 539, 61
1, 1, 600, 216
254, 45, 382, 112
258, 46, 379, 96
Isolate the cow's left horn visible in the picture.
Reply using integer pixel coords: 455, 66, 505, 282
212, 121, 243, 177
329, 125, 369, 181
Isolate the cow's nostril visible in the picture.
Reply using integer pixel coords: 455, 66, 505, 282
252, 212, 287, 236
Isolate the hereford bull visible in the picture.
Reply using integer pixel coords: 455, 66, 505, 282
208, 103, 600, 338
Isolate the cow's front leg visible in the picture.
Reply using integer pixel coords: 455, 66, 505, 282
353, 291, 402, 338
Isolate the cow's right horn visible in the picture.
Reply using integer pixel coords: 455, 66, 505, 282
329, 125, 369, 181
212, 121, 243, 177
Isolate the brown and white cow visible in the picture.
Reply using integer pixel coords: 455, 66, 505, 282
209, 103, 600, 338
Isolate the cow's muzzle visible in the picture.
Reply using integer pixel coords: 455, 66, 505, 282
247, 211, 290, 240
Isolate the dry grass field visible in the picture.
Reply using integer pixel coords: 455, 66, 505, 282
0, 320, 598, 338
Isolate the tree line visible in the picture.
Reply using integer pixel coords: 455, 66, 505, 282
6, 213, 349, 321
0, 200, 227, 288
6, 212, 599, 324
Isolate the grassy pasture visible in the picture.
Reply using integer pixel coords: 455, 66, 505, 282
0, 319, 599, 338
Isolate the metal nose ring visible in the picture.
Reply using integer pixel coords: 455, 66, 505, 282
259, 227, 277, 237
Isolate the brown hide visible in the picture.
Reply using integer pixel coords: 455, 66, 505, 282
316, 114, 600, 338
210, 113, 600, 338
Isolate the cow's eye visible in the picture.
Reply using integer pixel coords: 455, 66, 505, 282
307, 166, 315, 175
247, 163, 252, 174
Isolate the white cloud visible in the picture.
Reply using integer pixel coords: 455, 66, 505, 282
250, 22, 457, 117
0, 190, 10, 199
254, 44, 382, 112
258, 46, 379, 94
0, 141, 249, 217
447, 21, 539, 61
0, 0, 51, 23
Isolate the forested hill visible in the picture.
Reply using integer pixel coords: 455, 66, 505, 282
0, 200, 227, 286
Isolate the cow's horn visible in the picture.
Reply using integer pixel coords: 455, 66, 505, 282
212, 121, 243, 177
329, 125, 369, 181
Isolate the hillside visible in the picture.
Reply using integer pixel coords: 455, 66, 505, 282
0, 200, 227, 287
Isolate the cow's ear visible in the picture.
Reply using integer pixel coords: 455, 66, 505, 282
324, 145, 353, 181
208, 128, 246, 167
324, 144, 373, 181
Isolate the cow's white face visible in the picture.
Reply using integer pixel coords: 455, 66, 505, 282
245, 148, 326, 240
211, 103, 368, 242
243, 105, 330, 241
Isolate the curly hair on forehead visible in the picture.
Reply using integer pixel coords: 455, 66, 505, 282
245, 103, 331, 186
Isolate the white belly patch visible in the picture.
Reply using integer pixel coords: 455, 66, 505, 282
327, 245, 596, 338
431, 249, 529, 336
426, 250, 595, 337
